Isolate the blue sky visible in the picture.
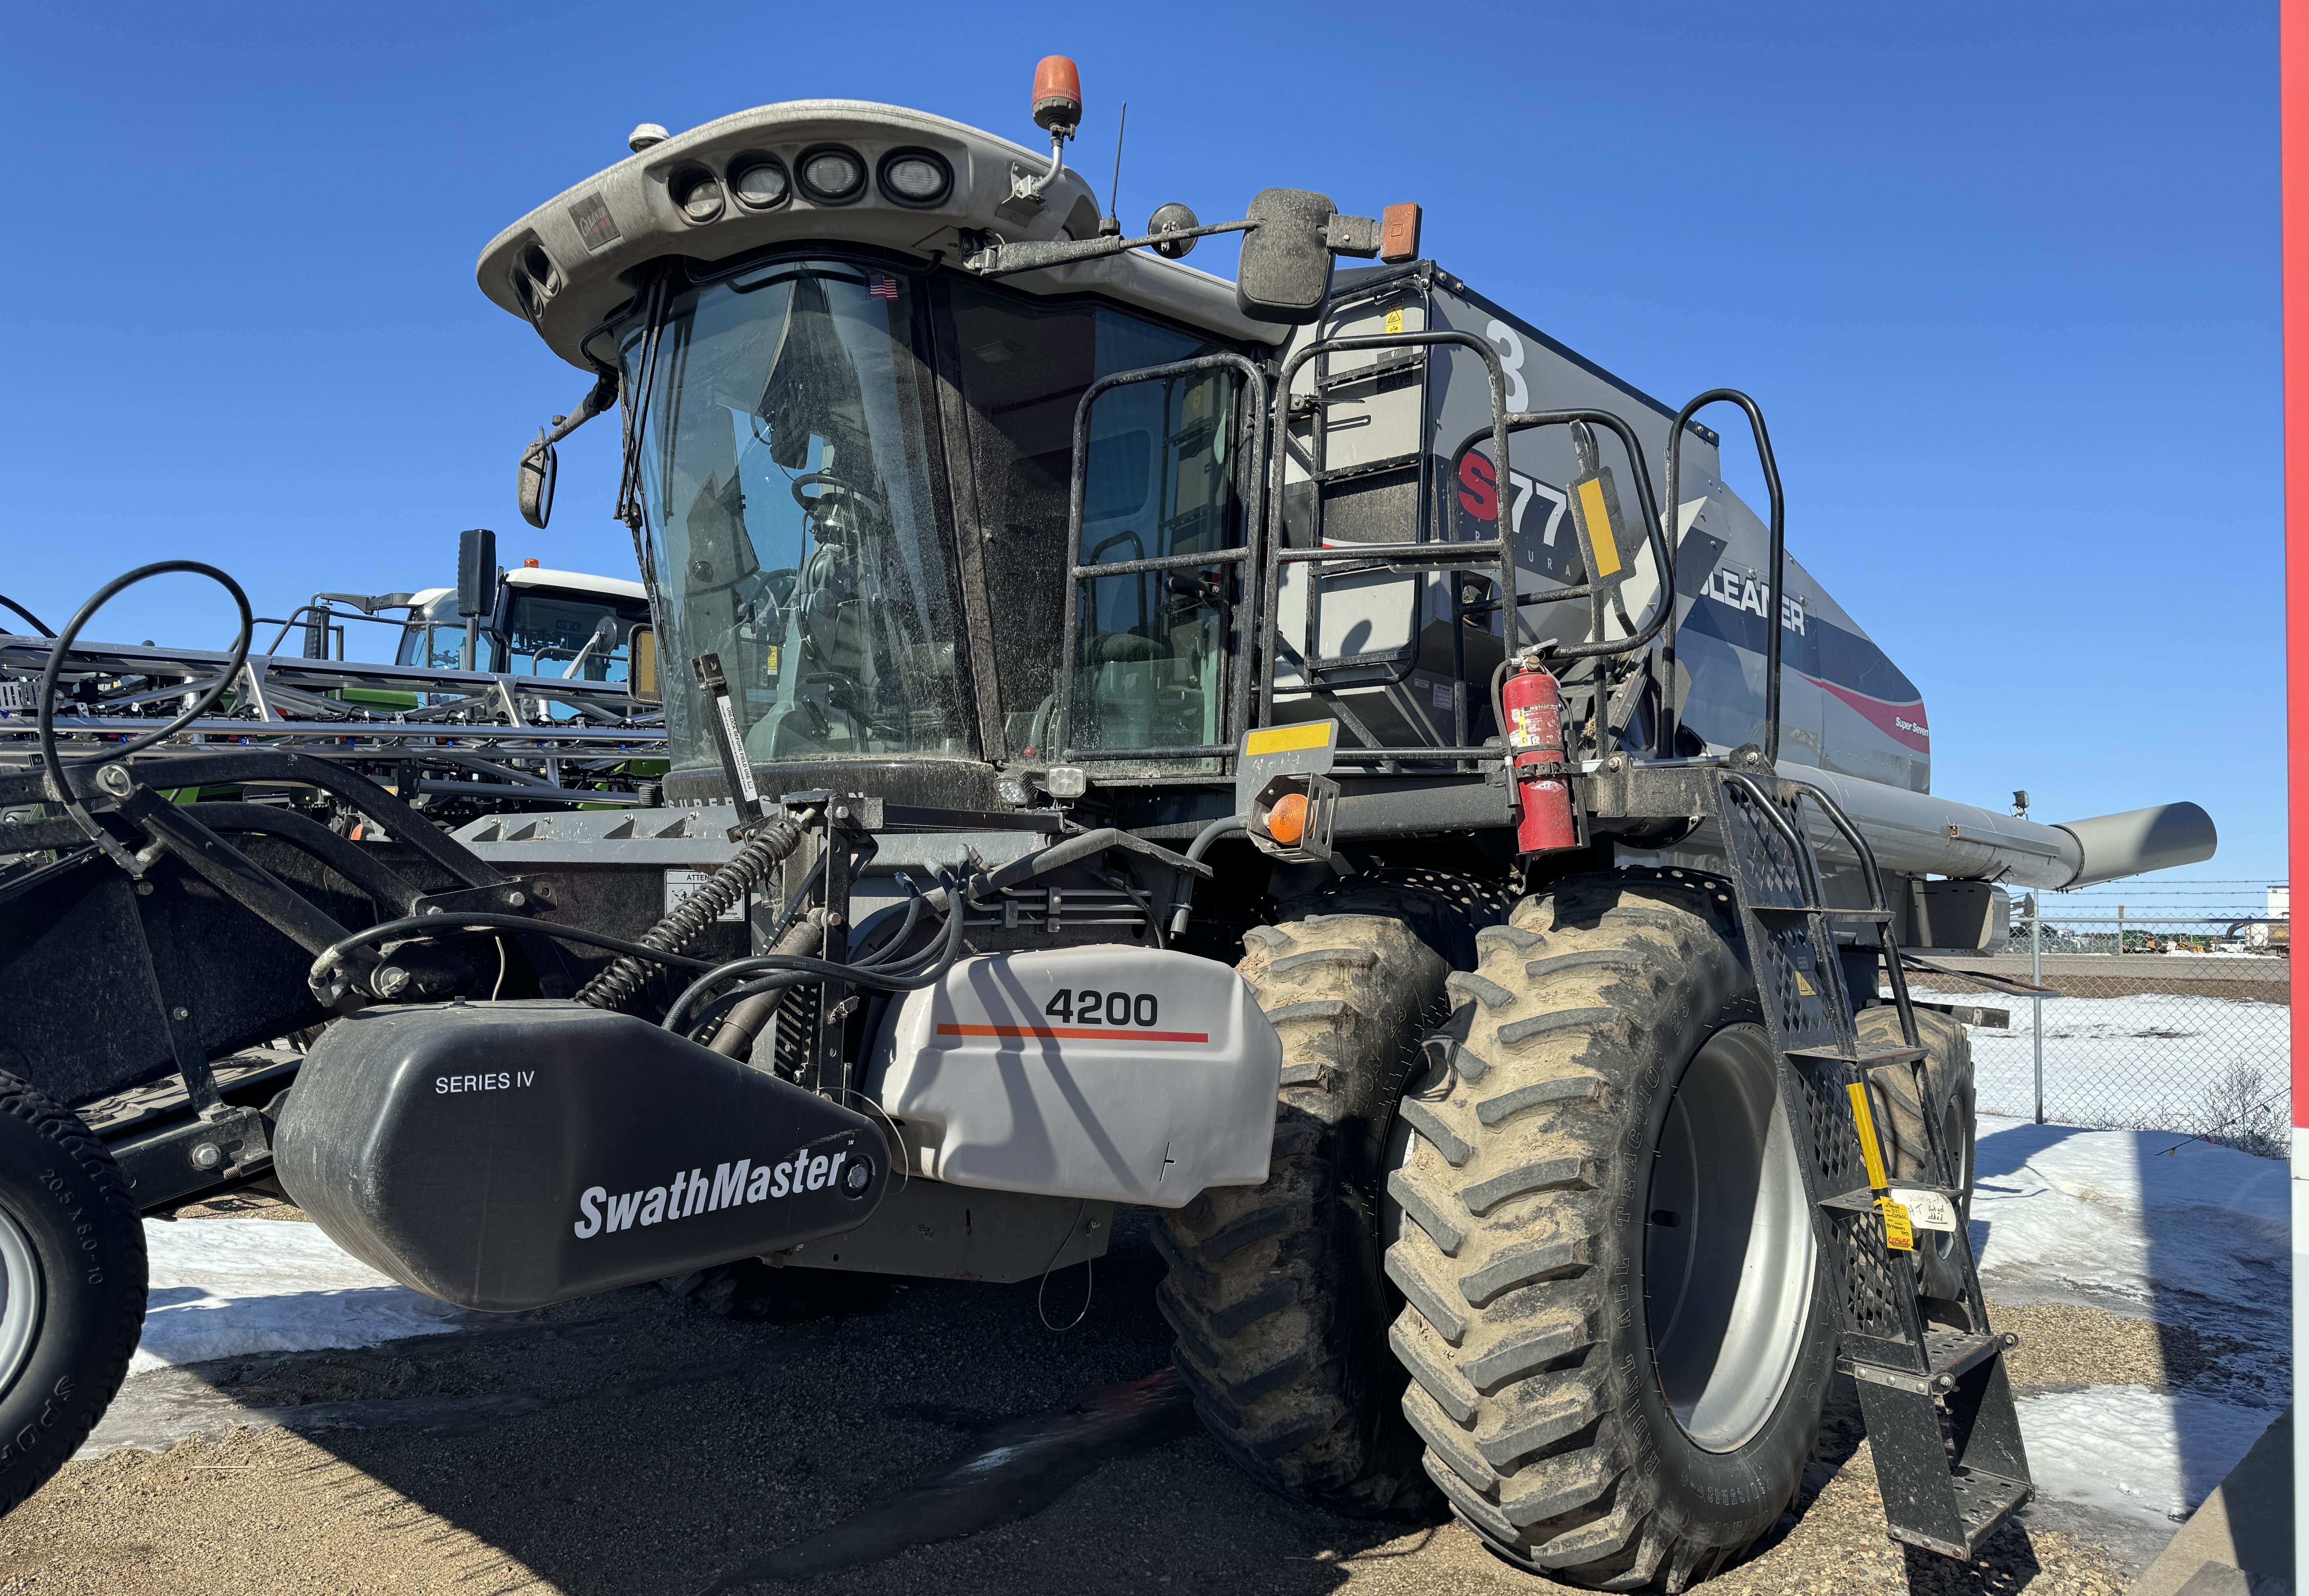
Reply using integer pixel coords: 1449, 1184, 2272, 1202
0, 3, 2278, 880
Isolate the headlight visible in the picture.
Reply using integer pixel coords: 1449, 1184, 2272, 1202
798, 146, 865, 204
730, 158, 789, 209
671, 169, 724, 224
878, 149, 952, 207
518, 243, 561, 299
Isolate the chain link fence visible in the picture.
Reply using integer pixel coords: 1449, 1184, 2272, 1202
1893, 883, 2291, 1157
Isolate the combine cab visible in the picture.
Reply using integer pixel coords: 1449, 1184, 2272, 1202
0, 60, 2216, 1586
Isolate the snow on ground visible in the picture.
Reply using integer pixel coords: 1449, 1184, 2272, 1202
2016, 1387, 2278, 1535
1971, 1113, 2290, 1558
1971, 1113, 2290, 1351
1911, 986, 2290, 1134
116, 1115, 2291, 1565
132, 1217, 471, 1375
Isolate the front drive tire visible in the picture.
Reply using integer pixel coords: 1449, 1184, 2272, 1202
1156, 912, 1448, 1518
1384, 875, 1836, 1591
0, 1072, 147, 1517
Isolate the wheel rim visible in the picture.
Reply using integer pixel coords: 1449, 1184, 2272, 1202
1643, 1024, 1815, 1455
0, 1198, 44, 1406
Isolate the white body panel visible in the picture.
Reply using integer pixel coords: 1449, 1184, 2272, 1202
866, 947, 1281, 1208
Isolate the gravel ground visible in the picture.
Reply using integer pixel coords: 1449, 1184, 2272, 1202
0, 1208, 2150, 1595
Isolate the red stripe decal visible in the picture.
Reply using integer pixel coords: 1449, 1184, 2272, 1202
1800, 674, 1931, 754
935, 1023, 1211, 1044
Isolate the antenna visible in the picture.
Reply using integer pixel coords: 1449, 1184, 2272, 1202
1102, 101, 1127, 236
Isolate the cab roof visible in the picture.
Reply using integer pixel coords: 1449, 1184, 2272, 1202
478, 99, 1289, 370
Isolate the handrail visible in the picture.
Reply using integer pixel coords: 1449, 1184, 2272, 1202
1441, 409, 1675, 662
1667, 390, 1786, 765
1262, 331, 1510, 730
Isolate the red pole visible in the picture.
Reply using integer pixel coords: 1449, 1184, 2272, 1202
2286, 0, 2307, 1568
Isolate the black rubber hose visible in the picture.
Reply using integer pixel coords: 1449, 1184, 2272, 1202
575, 816, 804, 1010
39, 562, 253, 791
1167, 818, 1247, 936
661, 871, 967, 1037
306, 911, 724, 1001
0, 594, 53, 635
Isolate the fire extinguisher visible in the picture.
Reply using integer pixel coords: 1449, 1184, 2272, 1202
1502, 658, 1577, 854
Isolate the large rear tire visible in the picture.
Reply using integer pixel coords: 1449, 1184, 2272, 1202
1155, 911, 1447, 1518
0, 1072, 146, 1517
1384, 875, 1836, 1590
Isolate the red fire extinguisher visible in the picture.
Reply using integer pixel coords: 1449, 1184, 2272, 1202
1502, 659, 1577, 854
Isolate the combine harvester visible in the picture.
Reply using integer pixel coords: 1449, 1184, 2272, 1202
0, 59, 2215, 1588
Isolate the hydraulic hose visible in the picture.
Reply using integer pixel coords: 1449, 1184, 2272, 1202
307, 911, 724, 1001
662, 870, 968, 1039
707, 911, 826, 1058
37, 561, 253, 875
576, 816, 804, 1010
1167, 818, 1246, 936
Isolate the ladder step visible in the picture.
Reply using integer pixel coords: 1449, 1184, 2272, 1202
1310, 451, 1422, 487
1315, 352, 1426, 391
1884, 1470, 2032, 1560
1786, 1044, 1926, 1069
1841, 1332, 2007, 1391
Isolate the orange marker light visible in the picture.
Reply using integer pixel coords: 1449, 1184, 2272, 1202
1266, 792, 1310, 846
1032, 56, 1083, 133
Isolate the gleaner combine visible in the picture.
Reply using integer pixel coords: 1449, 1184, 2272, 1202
0, 59, 2217, 1588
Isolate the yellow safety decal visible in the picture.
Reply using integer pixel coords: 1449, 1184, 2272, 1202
1845, 1082, 1891, 1191
1384, 306, 1404, 334
1577, 476, 1623, 578
1794, 971, 1816, 997
1877, 1197, 1916, 1252
1243, 723, 1336, 757
764, 645, 781, 678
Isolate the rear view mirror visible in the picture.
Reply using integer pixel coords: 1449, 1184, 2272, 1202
1236, 188, 1337, 325
629, 624, 659, 700
519, 430, 557, 529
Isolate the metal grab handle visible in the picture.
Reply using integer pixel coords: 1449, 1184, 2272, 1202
1667, 390, 1786, 765
1055, 353, 1270, 765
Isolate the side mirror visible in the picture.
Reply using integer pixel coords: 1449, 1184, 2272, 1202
456, 528, 500, 621
629, 625, 660, 700
1235, 188, 1337, 325
519, 429, 557, 529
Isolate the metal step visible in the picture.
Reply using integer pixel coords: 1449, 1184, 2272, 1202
1840, 1330, 2010, 1393
1705, 765, 2033, 1562
1892, 1469, 2033, 1560
1788, 1043, 1925, 1069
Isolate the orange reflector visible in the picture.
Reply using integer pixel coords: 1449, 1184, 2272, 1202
1267, 792, 1310, 845
1379, 202, 1422, 263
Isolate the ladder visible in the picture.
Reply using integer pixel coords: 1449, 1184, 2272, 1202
1712, 760, 2032, 1559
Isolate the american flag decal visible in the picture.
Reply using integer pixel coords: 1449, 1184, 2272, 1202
869, 275, 899, 301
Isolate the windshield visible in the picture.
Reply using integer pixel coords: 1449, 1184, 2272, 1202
621, 260, 967, 770
499, 588, 649, 681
